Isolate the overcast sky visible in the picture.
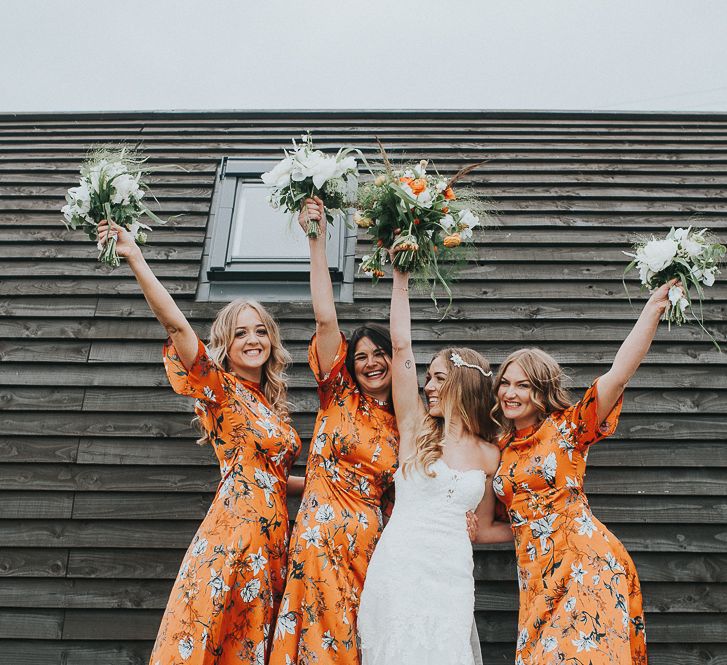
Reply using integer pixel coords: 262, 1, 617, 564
4, 0, 727, 113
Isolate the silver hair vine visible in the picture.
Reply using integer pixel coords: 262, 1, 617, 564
449, 353, 493, 378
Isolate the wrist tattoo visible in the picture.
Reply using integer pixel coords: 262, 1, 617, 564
405, 359, 412, 369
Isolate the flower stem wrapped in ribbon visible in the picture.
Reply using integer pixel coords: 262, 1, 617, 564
261, 132, 359, 238
61, 146, 166, 267
356, 145, 491, 307
623, 226, 725, 349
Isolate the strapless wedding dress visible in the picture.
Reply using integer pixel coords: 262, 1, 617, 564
358, 458, 486, 665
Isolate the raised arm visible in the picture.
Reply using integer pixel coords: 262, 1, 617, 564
98, 220, 197, 369
595, 280, 673, 423
390, 266, 426, 457
300, 197, 341, 377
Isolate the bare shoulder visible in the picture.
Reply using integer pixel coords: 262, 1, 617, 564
474, 437, 502, 475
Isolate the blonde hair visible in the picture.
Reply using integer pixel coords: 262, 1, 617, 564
491, 348, 572, 437
195, 299, 292, 445
402, 347, 497, 478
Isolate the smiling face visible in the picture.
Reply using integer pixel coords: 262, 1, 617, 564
225, 307, 272, 382
423, 354, 449, 418
352, 336, 392, 402
497, 361, 539, 430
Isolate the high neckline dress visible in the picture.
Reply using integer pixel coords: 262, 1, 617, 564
150, 337, 301, 665
269, 334, 399, 665
494, 381, 647, 665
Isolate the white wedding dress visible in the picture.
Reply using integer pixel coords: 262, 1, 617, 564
358, 458, 486, 665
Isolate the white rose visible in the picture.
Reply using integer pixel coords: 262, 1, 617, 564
261, 157, 294, 188
111, 173, 142, 205
640, 238, 678, 273
291, 152, 338, 189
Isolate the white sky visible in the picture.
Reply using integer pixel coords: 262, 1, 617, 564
4, 0, 727, 113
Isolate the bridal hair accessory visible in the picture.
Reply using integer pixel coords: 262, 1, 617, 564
449, 353, 493, 378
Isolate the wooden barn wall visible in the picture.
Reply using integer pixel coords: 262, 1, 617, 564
0, 111, 725, 664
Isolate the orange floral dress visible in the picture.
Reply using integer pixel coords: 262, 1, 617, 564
269, 334, 399, 665
150, 338, 301, 665
494, 381, 647, 665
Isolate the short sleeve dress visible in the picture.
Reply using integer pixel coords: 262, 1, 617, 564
269, 333, 399, 665
494, 381, 647, 665
150, 338, 301, 665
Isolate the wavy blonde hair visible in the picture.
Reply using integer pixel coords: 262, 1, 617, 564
491, 348, 573, 437
195, 299, 292, 445
402, 347, 497, 478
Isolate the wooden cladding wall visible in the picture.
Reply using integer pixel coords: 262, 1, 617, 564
0, 112, 725, 665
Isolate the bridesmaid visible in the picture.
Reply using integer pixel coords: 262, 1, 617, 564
486, 282, 676, 665
269, 198, 399, 665
98, 221, 302, 665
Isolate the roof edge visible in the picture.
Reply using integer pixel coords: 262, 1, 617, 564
3, 109, 727, 122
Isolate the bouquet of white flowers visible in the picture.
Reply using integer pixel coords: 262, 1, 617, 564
624, 226, 725, 346
61, 146, 166, 267
261, 132, 359, 238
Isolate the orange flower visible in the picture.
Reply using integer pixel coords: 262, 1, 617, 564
399, 176, 413, 186
413, 218, 420, 226
444, 187, 456, 200
442, 207, 449, 214
410, 178, 427, 195
443, 233, 462, 248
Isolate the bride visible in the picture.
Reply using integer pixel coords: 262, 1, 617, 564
357, 261, 513, 665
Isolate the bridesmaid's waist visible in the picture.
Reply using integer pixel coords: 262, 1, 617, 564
508, 500, 593, 527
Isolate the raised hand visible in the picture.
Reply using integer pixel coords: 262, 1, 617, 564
647, 278, 679, 318
298, 196, 326, 240
97, 219, 140, 260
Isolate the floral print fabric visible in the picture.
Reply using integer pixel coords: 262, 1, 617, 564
269, 334, 399, 665
494, 381, 647, 665
150, 338, 301, 665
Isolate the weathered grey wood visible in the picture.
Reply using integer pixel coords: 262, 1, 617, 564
0, 492, 73, 519
0, 437, 78, 463
0, 609, 64, 639
0, 578, 172, 608
0, 278, 196, 297
0, 548, 67, 577
67, 549, 188, 579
